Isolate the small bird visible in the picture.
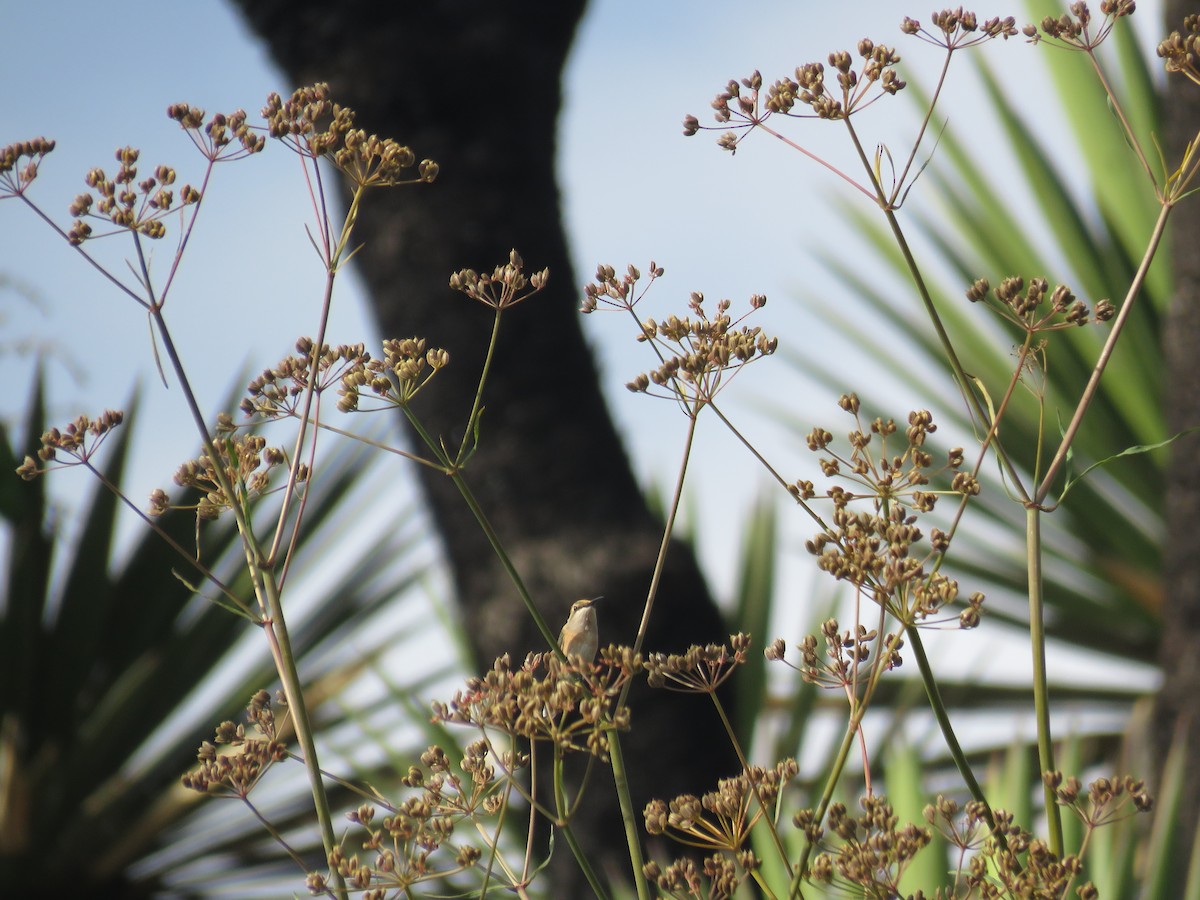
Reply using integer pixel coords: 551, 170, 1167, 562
558, 596, 602, 662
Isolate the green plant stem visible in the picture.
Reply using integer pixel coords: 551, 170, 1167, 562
906, 625, 1002, 840
1035, 201, 1171, 505
607, 730, 650, 900
877, 202, 1028, 501
1026, 506, 1063, 856
707, 691, 793, 878
390, 311, 560, 655
586, 411, 700, 899
628, 411, 698, 658
789, 630, 897, 898
131, 254, 344, 894
790, 710, 860, 899
456, 307, 504, 465
552, 751, 611, 900
260, 569, 344, 891
446, 470, 559, 652
121, 181, 348, 897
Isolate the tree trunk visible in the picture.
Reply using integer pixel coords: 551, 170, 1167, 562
1159, 0, 1200, 875
230, 0, 740, 889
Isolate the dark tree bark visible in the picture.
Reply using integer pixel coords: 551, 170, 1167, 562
230, 0, 740, 888
1160, 0, 1200, 876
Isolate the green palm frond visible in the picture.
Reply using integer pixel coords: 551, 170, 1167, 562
0, 369, 436, 895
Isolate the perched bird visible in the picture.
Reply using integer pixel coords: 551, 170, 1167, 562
558, 596, 602, 662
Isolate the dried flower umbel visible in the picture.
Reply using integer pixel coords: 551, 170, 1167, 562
681, 42, 907, 154
238, 339, 372, 419
791, 396, 984, 631
768, 618, 903, 691
921, 776, 1152, 899
336, 338, 451, 412
306, 740, 522, 898
449, 248, 549, 311
965, 276, 1114, 332
167, 103, 266, 160
801, 794, 933, 897
181, 690, 287, 798
645, 633, 751, 694
681, 34, 912, 155
431, 647, 641, 761
0, 137, 56, 198
645, 759, 798, 853
643, 759, 798, 899
152, 431, 302, 519
262, 83, 437, 188
1024, 0, 1137, 50
16, 409, 125, 481
584, 264, 776, 415
1158, 13, 1200, 85
901, 10, 1019, 48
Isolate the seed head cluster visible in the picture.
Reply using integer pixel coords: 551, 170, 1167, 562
643, 759, 798, 898
966, 276, 1114, 332
181, 690, 286, 798
584, 264, 776, 413
921, 778, 1151, 898
645, 633, 752, 694
152, 431, 300, 519
306, 741, 516, 898
0, 137, 56, 198
1158, 12, 1200, 85
449, 248, 548, 311
431, 647, 641, 760
17, 410, 125, 481
901, 10, 1019, 48
801, 795, 933, 896
1025, 1, 1138, 50
790, 396, 984, 630
263, 83, 438, 188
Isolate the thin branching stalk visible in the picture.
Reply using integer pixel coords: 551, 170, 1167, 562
456, 306, 505, 465
447, 472, 559, 652
629, 411, 698, 658
288, 416, 450, 471
267, 179, 358, 568
1035, 201, 1172, 505
1025, 506, 1063, 856
788, 625, 904, 897
877, 190, 1030, 502
82, 462, 249, 615
707, 691, 794, 880
596, 411, 701, 900
707, 401, 831, 534
260, 569, 344, 892
907, 625, 1001, 838
553, 750, 611, 900
242, 796, 320, 882
521, 738, 541, 888
1080, 46, 1158, 190
889, 48, 955, 206
128, 239, 345, 893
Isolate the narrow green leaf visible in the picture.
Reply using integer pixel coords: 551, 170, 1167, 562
1059, 427, 1200, 502
885, 742, 951, 895
732, 493, 776, 745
